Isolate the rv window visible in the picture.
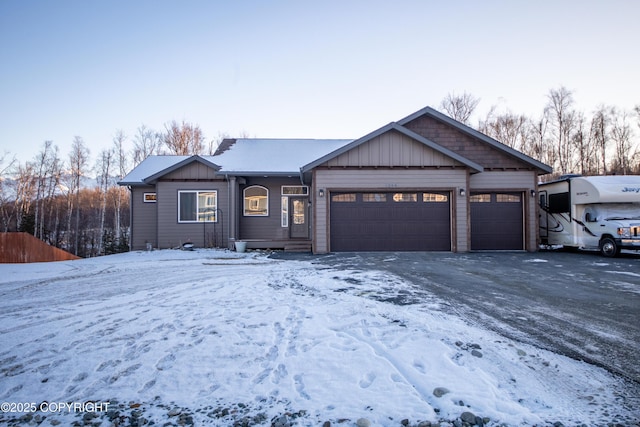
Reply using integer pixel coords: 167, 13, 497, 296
548, 192, 570, 213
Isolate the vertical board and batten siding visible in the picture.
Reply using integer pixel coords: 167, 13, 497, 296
238, 177, 304, 241
162, 161, 219, 180
156, 180, 229, 249
470, 171, 539, 251
326, 130, 460, 168
313, 168, 468, 253
130, 186, 158, 250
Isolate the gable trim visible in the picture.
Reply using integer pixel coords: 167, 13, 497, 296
143, 155, 221, 184
398, 106, 553, 174
301, 122, 483, 173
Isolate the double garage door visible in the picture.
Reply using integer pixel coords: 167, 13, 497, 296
330, 191, 451, 251
329, 191, 523, 252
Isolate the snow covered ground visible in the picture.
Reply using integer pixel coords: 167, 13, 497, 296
0, 249, 637, 426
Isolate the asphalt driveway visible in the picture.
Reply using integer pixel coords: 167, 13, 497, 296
273, 250, 640, 389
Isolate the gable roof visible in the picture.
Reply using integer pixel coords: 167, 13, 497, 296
301, 122, 484, 173
118, 155, 220, 185
398, 106, 553, 174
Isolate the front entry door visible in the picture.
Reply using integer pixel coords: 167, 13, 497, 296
289, 197, 309, 239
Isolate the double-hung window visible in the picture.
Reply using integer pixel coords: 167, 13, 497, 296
178, 190, 217, 222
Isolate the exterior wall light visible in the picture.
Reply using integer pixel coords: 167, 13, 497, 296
459, 188, 466, 197
318, 189, 325, 197
530, 189, 536, 197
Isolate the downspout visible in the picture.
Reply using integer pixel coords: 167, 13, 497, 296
128, 186, 133, 251
226, 174, 237, 249
227, 174, 232, 248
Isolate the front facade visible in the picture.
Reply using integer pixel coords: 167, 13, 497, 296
119, 106, 552, 253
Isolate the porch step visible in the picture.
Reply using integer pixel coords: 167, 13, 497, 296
284, 241, 312, 252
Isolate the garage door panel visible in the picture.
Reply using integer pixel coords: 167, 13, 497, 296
330, 191, 451, 252
471, 192, 523, 250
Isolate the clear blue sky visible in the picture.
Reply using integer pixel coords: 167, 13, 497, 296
1, 0, 638, 167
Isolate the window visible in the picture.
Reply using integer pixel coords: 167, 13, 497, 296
363, 193, 387, 202
331, 193, 356, 202
549, 192, 570, 213
393, 193, 417, 202
496, 194, 521, 203
244, 186, 268, 216
143, 193, 157, 203
423, 193, 448, 202
282, 186, 308, 195
470, 194, 491, 203
178, 191, 217, 222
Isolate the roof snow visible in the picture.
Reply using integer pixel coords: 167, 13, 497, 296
119, 139, 353, 185
211, 139, 353, 175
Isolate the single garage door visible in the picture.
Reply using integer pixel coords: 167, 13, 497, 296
330, 191, 451, 251
470, 192, 523, 250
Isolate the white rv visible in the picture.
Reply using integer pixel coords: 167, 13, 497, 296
539, 175, 640, 257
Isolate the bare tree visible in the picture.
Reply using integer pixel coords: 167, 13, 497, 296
590, 105, 612, 175
133, 125, 161, 165
95, 148, 114, 255
545, 86, 578, 175
571, 112, 596, 175
439, 92, 480, 125
13, 162, 36, 232
479, 106, 530, 152
610, 108, 635, 175
0, 152, 17, 231
113, 130, 128, 242
67, 136, 90, 255
31, 141, 62, 241
162, 120, 205, 155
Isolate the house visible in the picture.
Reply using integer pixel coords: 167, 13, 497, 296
118, 106, 552, 253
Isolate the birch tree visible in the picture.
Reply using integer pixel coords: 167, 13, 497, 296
113, 130, 128, 243
610, 108, 635, 174
545, 87, 578, 175
133, 125, 162, 165
0, 152, 17, 231
67, 136, 90, 255
95, 148, 114, 255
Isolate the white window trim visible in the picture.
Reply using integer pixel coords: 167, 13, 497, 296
143, 192, 157, 203
243, 185, 269, 217
178, 190, 218, 223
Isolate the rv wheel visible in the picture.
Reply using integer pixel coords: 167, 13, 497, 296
599, 237, 620, 257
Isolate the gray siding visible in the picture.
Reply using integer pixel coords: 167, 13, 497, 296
326, 129, 461, 168
163, 162, 219, 180
156, 180, 229, 249
130, 186, 158, 250
239, 177, 305, 241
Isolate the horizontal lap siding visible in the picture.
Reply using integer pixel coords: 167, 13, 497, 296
313, 169, 468, 253
131, 186, 158, 250
156, 180, 229, 249
239, 177, 302, 241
